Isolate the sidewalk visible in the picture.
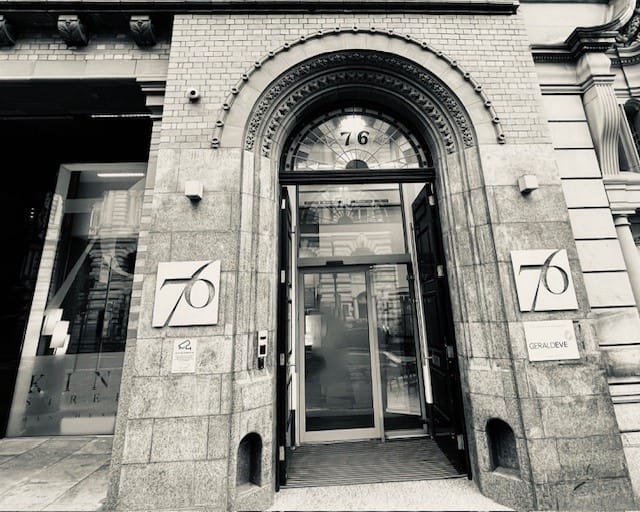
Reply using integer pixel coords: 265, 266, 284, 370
0, 436, 511, 512
0, 436, 110, 511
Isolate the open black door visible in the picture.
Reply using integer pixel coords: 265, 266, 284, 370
276, 187, 294, 489
412, 183, 469, 476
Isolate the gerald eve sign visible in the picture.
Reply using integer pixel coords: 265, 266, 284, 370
523, 320, 579, 362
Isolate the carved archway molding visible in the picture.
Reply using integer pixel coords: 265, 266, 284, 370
249, 58, 468, 157
210, 27, 505, 152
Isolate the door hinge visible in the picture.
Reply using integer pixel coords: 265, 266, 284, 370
279, 445, 286, 461
436, 264, 444, 277
446, 345, 454, 359
280, 270, 286, 283
281, 199, 286, 210
428, 195, 436, 206
279, 353, 285, 366
457, 434, 465, 450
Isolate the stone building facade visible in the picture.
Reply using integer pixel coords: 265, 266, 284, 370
0, 1, 639, 510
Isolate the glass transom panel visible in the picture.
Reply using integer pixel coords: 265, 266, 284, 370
298, 184, 406, 259
288, 108, 423, 171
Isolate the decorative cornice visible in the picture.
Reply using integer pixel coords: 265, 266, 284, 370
57, 14, 88, 47
535, 1, 640, 63
0, 15, 16, 46
533, 18, 622, 63
531, 50, 574, 64
533, 35, 619, 63
611, 46, 640, 66
0, 0, 520, 15
210, 28, 505, 152
129, 15, 156, 47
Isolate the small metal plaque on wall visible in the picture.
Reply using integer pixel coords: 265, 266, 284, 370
523, 320, 579, 361
510, 249, 578, 312
171, 338, 198, 373
152, 260, 221, 327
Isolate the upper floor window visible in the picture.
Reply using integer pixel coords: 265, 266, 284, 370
621, 101, 640, 173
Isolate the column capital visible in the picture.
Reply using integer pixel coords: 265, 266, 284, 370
577, 52, 616, 87
614, 213, 632, 227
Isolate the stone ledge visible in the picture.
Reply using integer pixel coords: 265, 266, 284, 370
0, 0, 520, 14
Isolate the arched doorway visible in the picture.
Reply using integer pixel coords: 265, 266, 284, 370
276, 102, 468, 486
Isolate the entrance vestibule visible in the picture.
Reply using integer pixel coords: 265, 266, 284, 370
276, 106, 468, 485
292, 181, 436, 444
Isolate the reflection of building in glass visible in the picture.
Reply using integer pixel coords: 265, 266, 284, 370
299, 185, 405, 257
7, 166, 145, 437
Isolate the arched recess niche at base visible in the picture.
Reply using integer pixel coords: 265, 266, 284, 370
486, 418, 520, 476
237, 433, 262, 487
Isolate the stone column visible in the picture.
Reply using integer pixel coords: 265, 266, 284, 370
615, 214, 640, 309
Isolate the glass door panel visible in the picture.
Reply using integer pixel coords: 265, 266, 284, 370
302, 271, 379, 440
371, 264, 424, 431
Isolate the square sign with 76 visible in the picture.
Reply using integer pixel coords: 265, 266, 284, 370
510, 249, 578, 312
152, 260, 221, 327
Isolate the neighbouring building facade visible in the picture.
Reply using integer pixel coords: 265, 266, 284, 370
1, 0, 640, 509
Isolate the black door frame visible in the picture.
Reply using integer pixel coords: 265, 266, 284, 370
412, 183, 470, 477
276, 187, 294, 489
275, 167, 470, 488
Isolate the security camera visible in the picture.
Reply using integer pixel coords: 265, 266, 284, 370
187, 88, 200, 102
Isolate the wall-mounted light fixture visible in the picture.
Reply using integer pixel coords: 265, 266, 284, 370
518, 174, 538, 195
185, 180, 203, 201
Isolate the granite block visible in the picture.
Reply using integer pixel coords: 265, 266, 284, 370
117, 461, 195, 510
150, 416, 208, 462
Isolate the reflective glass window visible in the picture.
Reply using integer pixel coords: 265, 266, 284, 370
7, 164, 145, 436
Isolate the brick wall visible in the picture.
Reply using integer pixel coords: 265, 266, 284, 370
162, 13, 548, 149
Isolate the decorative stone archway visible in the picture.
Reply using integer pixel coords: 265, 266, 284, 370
225, 45, 532, 511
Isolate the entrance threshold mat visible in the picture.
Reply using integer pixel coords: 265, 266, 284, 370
283, 438, 464, 488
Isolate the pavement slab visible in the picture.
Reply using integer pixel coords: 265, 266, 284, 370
0, 436, 109, 512
269, 479, 514, 511
43, 464, 110, 512
0, 437, 48, 456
